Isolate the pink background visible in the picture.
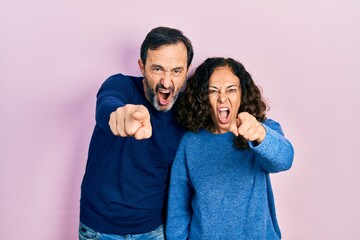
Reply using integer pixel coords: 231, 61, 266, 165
1, 0, 359, 239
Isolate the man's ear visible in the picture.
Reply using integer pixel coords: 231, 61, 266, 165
138, 59, 145, 75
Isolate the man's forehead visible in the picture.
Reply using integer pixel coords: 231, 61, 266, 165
146, 44, 187, 67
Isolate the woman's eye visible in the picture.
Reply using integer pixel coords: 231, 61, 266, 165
228, 88, 238, 93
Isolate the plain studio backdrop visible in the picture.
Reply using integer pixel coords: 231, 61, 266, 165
0, 0, 359, 239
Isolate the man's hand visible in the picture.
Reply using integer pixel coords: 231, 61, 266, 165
109, 104, 152, 140
229, 112, 266, 143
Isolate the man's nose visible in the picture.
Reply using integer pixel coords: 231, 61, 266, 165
160, 73, 171, 88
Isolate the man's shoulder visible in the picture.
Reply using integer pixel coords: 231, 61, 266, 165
100, 73, 143, 91
106, 73, 143, 83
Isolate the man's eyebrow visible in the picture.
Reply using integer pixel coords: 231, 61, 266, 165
150, 64, 164, 68
150, 65, 184, 70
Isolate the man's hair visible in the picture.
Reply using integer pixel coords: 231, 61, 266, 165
140, 26, 194, 68
175, 57, 268, 149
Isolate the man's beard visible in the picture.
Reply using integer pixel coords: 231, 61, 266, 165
144, 77, 179, 112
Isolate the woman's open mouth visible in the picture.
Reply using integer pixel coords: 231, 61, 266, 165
218, 107, 231, 124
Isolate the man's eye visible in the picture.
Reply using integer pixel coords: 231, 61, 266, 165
172, 69, 182, 76
152, 67, 162, 72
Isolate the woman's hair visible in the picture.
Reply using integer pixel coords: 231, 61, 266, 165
175, 57, 268, 149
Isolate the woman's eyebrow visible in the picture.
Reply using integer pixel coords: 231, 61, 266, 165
227, 84, 239, 89
208, 85, 238, 89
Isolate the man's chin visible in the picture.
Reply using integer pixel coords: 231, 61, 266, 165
154, 100, 174, 112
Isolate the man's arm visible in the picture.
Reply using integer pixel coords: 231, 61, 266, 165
95, 75, 152, 140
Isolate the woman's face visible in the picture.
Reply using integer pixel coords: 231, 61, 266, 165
208, 66, 241, 134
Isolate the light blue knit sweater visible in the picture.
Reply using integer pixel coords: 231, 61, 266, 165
166, 119, 294, 240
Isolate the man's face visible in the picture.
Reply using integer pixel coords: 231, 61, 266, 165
138, 42, 188, 112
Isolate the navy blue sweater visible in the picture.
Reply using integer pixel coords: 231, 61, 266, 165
80, 74, 186, 234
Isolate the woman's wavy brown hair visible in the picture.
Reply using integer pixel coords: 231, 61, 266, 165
175, 57, 269, 149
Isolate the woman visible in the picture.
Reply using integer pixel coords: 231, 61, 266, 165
166, 57, 294, 239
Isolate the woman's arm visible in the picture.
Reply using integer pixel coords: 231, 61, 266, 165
250, 119, 294, 173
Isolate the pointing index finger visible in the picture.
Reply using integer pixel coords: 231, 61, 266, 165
132, 106, 150, 121
229, 118, 240, 136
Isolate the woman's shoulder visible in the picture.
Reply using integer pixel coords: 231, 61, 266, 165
181, 129, 208, 142
263, 118, 284, 132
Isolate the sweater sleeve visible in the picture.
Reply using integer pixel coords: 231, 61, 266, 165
249, 119, 294, 173
95, 74, 133, 133
166, 137, 193, 240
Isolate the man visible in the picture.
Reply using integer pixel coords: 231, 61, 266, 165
79, 26, 194, 239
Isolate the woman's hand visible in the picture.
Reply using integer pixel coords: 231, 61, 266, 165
230, 112, 266, 143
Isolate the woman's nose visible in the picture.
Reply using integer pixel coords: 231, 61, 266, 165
218, 92, 227, 103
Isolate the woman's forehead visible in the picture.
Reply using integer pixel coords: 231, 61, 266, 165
209, 67, 240, 86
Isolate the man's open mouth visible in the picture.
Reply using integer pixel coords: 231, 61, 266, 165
157, 88, 173, 105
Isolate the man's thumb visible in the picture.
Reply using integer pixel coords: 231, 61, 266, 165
133, 106, 149, 121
